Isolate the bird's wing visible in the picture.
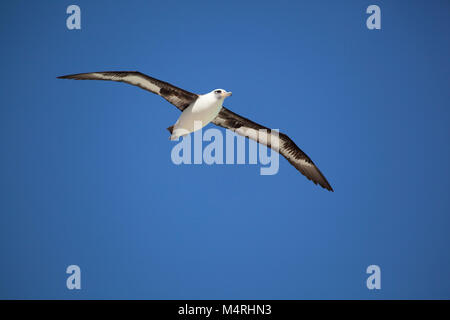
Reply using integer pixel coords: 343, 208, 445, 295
58, 71, 198, 111
212, 107, 333, 191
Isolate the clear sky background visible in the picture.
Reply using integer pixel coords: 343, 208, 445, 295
0, 0, 449, 299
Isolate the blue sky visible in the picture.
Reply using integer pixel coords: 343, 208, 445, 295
0, 0, 449, 299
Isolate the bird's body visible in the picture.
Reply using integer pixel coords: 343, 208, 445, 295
169, 90, 228, 140
58, 71, 334, 191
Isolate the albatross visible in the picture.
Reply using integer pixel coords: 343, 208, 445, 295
58, 71, 333, 191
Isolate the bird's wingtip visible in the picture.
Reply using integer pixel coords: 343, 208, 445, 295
324, 183, 334, 192
57, 74, 71, 79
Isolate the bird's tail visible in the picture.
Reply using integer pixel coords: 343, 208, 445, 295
167, 125, 178, 140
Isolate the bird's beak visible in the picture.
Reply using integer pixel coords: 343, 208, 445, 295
222, 91, 232, 98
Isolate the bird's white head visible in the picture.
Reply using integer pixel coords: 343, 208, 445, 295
211, 89, 232, 100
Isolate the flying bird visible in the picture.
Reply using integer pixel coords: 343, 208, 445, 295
58, 71, 333, 191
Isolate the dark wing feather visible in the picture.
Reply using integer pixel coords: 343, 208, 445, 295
213, 107, 333, 191
58, 71, 198, 111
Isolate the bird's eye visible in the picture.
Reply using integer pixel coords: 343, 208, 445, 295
215, 90, 221, 94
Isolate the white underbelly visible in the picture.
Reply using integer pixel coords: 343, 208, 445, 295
173, 100, 222, 136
